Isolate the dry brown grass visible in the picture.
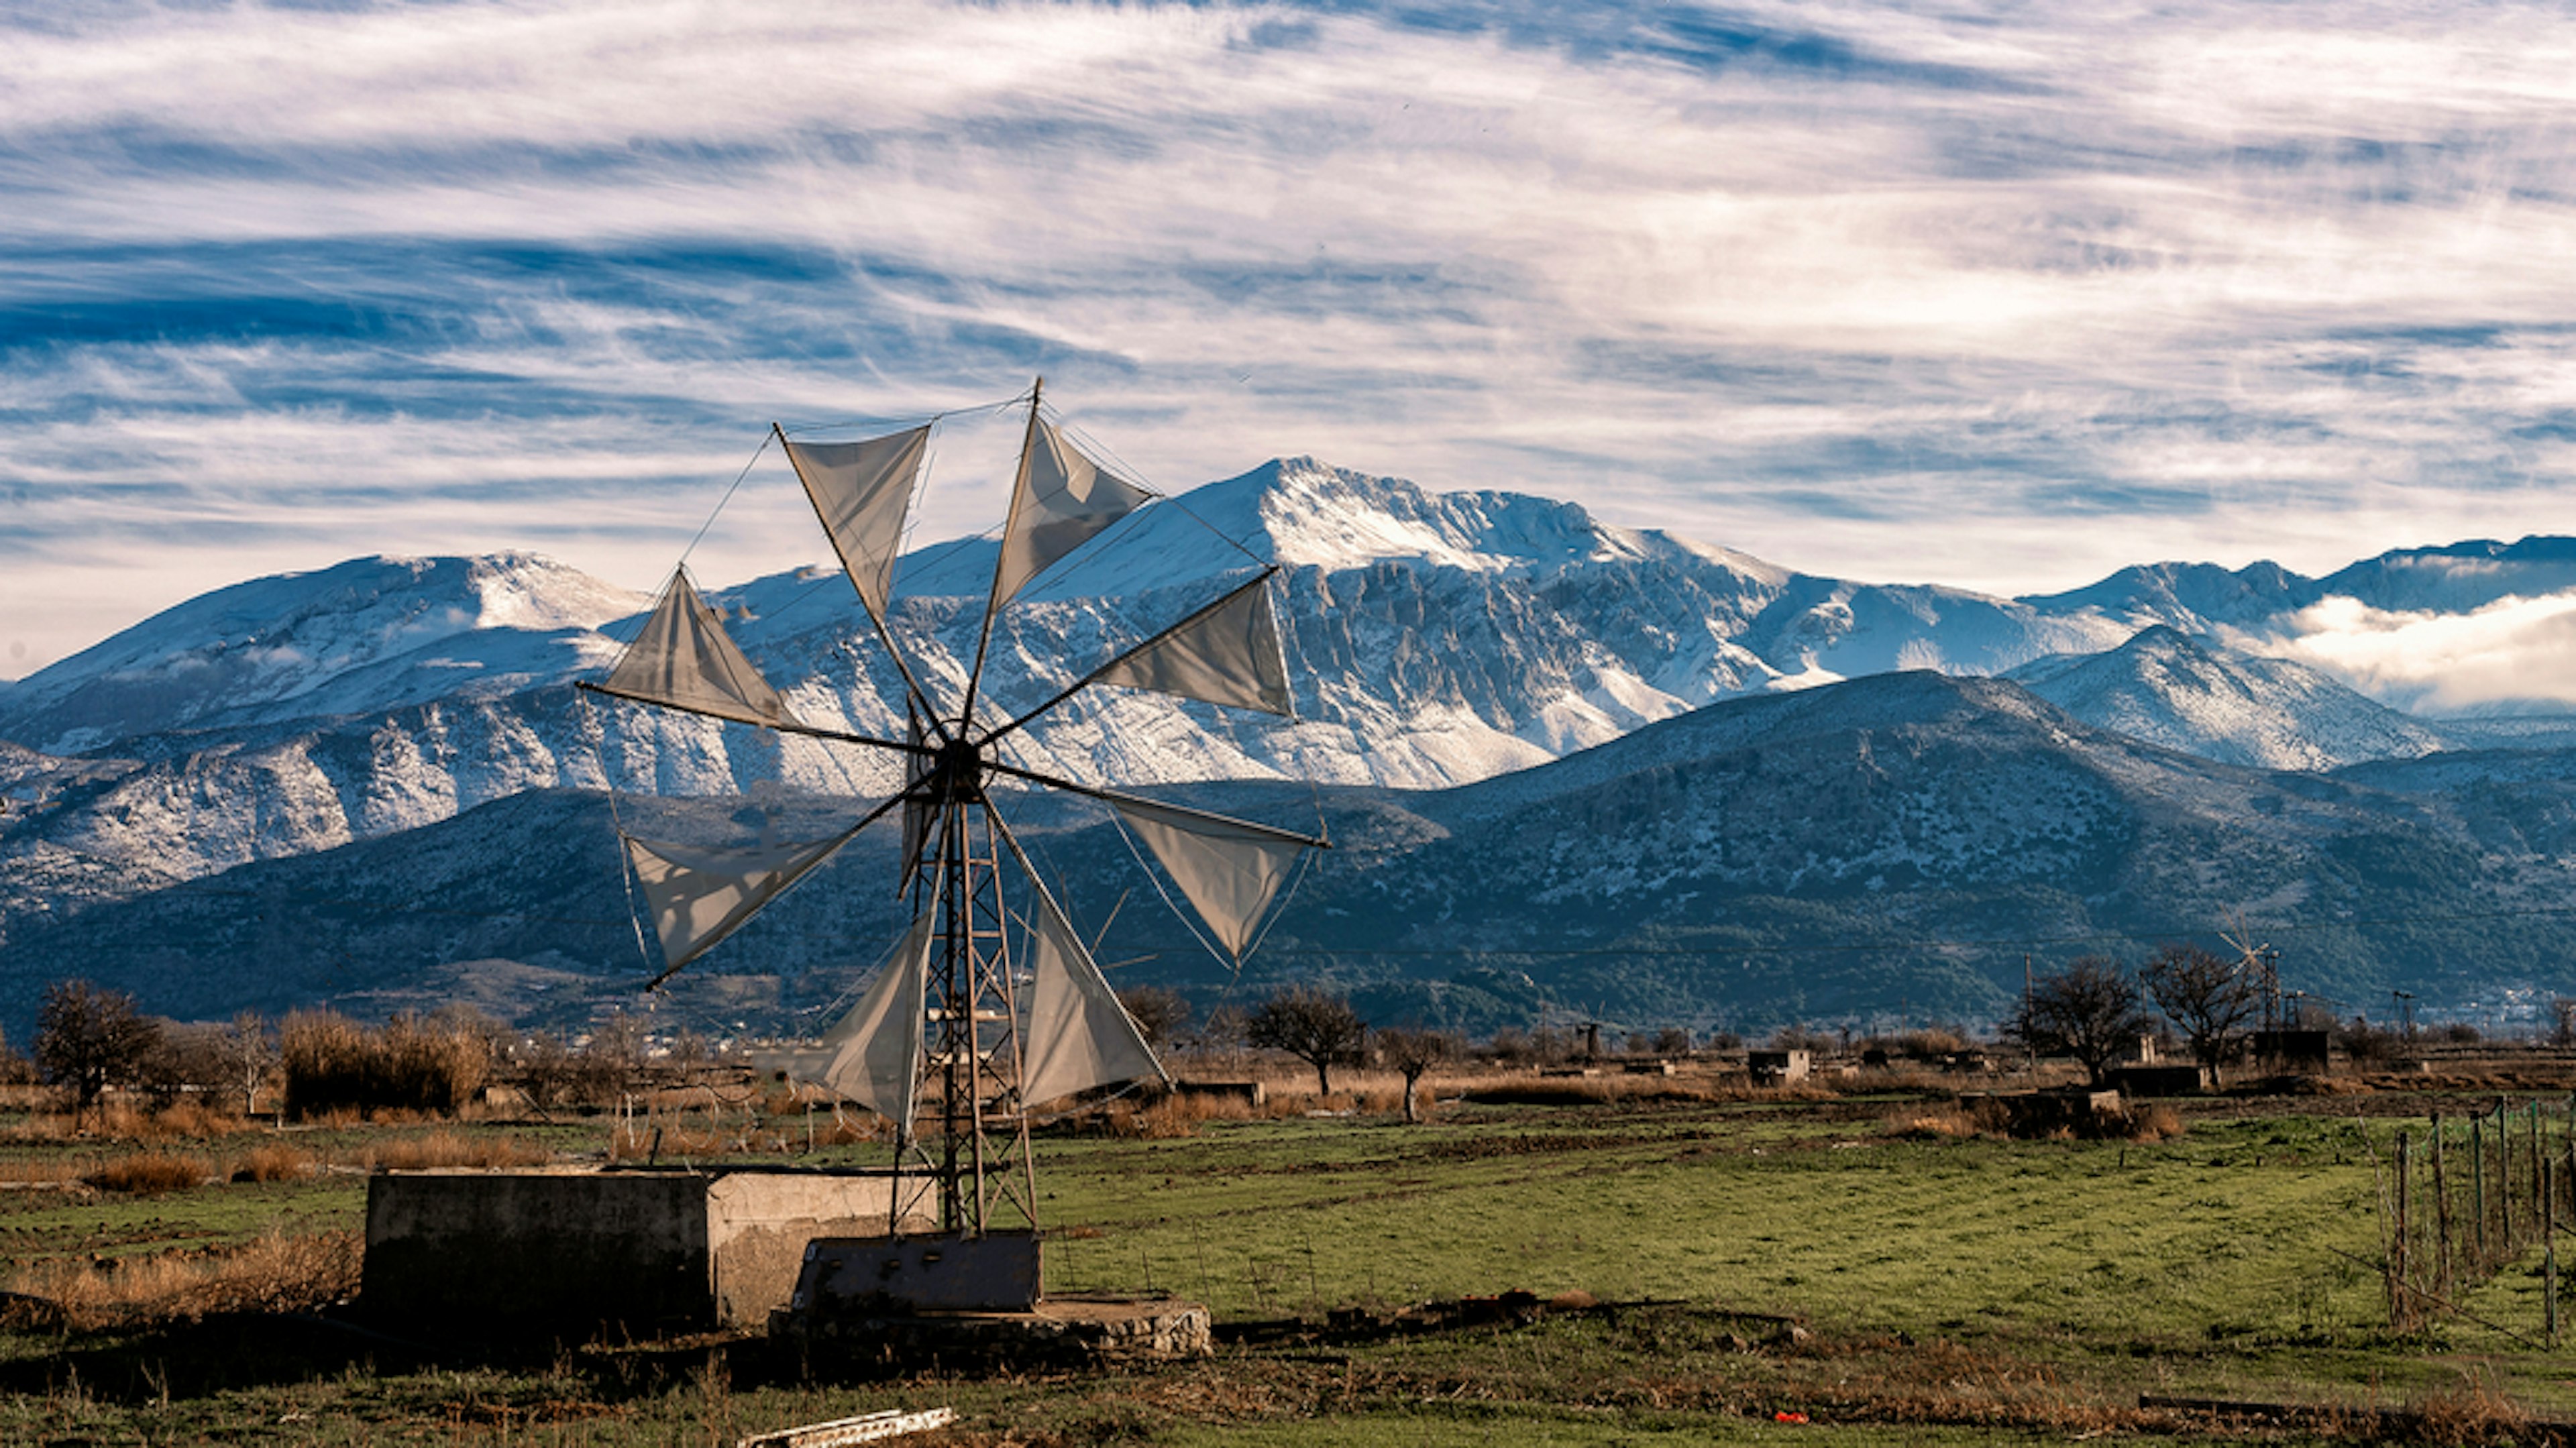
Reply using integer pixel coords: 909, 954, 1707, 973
1881, 1097, 2189, 1144
0, 1097, 259, 1144
85, 1151, 211, 1195
365, 1130, 550, 1171
228, 1143, 317, 1182
2402, 1368, 2531, 1446
0, 1156, 86, 1186
5, 1228, 360, 1328
2125, 1103, 2186, 1141
1457, 1070, 1782, 1107
604, 1121, 739, 1162
1885, 1104, 1984, 1139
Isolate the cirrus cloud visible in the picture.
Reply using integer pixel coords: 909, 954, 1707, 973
6, 0, 2576, 691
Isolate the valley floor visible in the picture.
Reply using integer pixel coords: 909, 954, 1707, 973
2, 1068, 2573, 1445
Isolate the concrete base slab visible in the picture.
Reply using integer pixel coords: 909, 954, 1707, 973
776, 1294, 1214, 1368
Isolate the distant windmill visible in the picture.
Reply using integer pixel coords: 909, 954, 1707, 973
2218, 913, 2282, 1034
1542, 1001, 1628, 1062
580, 379, 1328, 1240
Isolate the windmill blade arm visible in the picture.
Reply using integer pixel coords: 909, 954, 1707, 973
773, 421, 955, 744
637, 787, 912, 991
982, 566, 1284, 750
983, 760, 1330, 850
578, 680, 936, 759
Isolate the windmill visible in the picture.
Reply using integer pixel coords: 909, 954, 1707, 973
578, 380, 1327, 1242
2218, 915, 2280, 1034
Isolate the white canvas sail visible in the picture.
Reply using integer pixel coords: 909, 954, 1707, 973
1112, 797, 1308, 962
992, 418, 1150, 606
600, 569, 802, 729
1018, 884, 1165, 1104
818, 904, 934, 1136
625, 827, 855, 978
782, 425, 929, 620
1089, 571, 1293, 717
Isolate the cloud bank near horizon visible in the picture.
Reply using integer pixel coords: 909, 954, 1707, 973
7, 0, 2576, 694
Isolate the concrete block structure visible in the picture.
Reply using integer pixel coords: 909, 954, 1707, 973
1747, 1049, 1811, 1084
363, 1166, 918, 1337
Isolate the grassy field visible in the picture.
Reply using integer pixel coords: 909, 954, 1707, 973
1, 1073, 2571, 1445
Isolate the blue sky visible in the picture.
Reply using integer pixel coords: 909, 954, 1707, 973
6, 0, 2576, 678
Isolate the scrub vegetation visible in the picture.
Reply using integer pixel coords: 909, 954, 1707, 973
1, 1061, 2573, 1445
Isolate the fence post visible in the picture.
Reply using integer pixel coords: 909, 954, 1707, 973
2533, 1099, 2547, 1237
2474, 1110, 2489, 1269
2396, 1129, 2414, 1330
2500, 1100, 2516, 1252
2548, 1155, 2561, 1347
2432, 1111, 2453, 1303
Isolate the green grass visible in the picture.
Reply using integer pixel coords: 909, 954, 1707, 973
1, 1092, 2573, 1443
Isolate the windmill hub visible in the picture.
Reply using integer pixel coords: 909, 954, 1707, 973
930, 736, 985, 804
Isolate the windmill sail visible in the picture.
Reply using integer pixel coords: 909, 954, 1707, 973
818, 901, 935, 1136
1089, 571, 1293, 717
781, 425, 929, 620
992, 419, 1150, 607
1113, 797, 1308, 962
1019, 883, 1166, 1104
624, 826, 857, 980
600, 568, 802, 728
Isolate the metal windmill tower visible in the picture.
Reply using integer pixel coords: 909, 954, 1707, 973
581, 380, 1326, 1237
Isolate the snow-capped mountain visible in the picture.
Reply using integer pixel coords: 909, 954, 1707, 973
0, 459, 2147, 922
16, 669, 2576, 1037
0, 554, 641, 754
2004, 626, 2451, 771
17, 453, 2576, 1020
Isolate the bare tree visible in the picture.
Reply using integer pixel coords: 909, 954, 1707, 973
1245, 987, 1367, 1095
34, 979, 162, 1113
136, 1021, 230, 1108
227, 1011, 276, 1115
1376, 1027, 1457, 1123
1118, 986, 1192, 1049
2141, 943, 2257, 1072
2006, 956, 2147, 1088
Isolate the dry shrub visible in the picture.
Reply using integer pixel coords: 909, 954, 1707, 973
153, 1096, 245, 1139
1885, 1105, 1982, 1139
282, 1010, 489, 1120
367, 1129, 549, 1171
2404, 1369, 2530, 1446
2124, 1103, 2186, 1141
85, 1151, 209, 1195
229, 1143, 317, 1182
7, 1228, 360, 1327
1102, 1095, 1203, 1139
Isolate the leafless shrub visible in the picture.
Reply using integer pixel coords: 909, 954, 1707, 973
229, 1144, 317, 1182
281, 1009, 490, 1119
85, 1151, 209, 1195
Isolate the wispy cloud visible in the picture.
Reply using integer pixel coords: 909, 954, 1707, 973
7, 0, 2576, 689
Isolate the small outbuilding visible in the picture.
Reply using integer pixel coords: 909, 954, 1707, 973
1747, 1050, 1811, 1085
363, 1165, 923, 1337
